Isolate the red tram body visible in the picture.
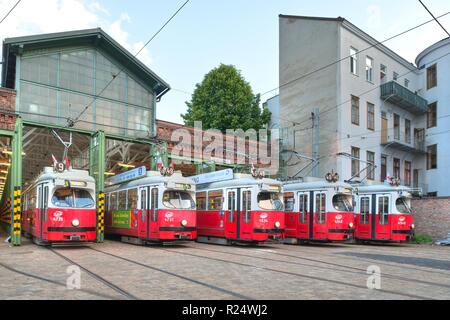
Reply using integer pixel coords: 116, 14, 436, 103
283, 180, 355, 243
104, 170, 197, 244
195, 171, 285, 245
354, 185, 415, 243
22, 167, 97, 245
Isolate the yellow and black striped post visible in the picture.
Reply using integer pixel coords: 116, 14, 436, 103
12, 187, 21, 246
97, 192, 105, 243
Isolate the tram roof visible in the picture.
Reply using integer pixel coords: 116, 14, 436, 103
283, 180, 353, 192
354, 184, 413, 194
105, 171, 195, 192
196, 174, 283, 191
34, 167, 95, 185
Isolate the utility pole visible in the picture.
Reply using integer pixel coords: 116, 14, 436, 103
312, 108, 320, 178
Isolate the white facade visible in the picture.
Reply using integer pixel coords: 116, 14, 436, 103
275, 15, 450, 196
416, 38, 450, 196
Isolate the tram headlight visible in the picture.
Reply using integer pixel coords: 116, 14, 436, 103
72, 219, 80, 227
275, 221, 281, 229
410, 224, 415, 230
181, 219, 188, 227
349, 222, 354, 229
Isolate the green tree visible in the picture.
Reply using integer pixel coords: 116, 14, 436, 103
181, 64, 271, 132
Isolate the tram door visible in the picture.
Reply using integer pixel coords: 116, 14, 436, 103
38, 184, 49, 240
225, 189, 238, 239
375, 195, 391, 240
313, 192, 327, 240
297, 192, 309, 239
356, 196, 372, 239
138, 187, 149, 239
149, 187, 159, 239
240, 188, 253, 240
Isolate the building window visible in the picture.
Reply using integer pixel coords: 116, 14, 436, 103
393, 158, 401, 179
351, 95, 360, 125
404, 79, 410, 88
394, 114, 400, 140
367, 151, 375, 180
380, 64, 387, 83
427, 144, 438, 170
404, 161, 412, 186
427, 102, 437, 128
427, 64, 437, 90
367, 102, 375, 131
351, 147, 360, 177
366, 57, 373, 82
393, 72, 399, 82
405, 119, 411, 144
381, 155, 387, 182
350, 48, 358, 75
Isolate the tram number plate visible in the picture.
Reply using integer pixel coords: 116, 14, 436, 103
70, 236, 81, 241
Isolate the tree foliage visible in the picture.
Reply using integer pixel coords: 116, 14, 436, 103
181, 64, 271, 132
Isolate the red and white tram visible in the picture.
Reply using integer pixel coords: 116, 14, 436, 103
283, 178, 355, 243
104, 169, 197, 244
195, 170, 285, 245
354, 184, 415, 243
22, 167, 97, 245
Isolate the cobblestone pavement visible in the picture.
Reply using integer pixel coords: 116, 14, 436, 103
1, 234, 449, 300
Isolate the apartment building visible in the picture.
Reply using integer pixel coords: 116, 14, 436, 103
272, 15, 450, 196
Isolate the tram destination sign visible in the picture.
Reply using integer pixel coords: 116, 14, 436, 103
107, 166, 147, 185
191, 169, 234, 185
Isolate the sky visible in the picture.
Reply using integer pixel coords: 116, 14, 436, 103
1, 0, 449, 124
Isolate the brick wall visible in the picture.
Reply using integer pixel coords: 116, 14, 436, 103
0, 87, 16, 131
412, 197, 450, 240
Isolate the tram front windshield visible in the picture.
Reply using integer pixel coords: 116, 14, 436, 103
396, 197, 412, 214
258, 192, 284, 211
332, 194, 354, 212
52, 188, 95, 208
163, 190, 195, 209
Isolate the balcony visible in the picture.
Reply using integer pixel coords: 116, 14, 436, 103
381, 81, 428, 114
381, 129, 426, 154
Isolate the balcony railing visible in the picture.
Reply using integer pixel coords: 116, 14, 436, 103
381, 81, 428, 114
381, 130, 426, 154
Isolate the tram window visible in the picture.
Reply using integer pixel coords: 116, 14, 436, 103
163, 191, 195, 209
243, 191, 252, 223
299, 194, 308, 224
228, 192, 235, 223
51, 188, 94, 208
110, 193, 117, 211
360, 197, 370, 225
208, 191, 223, 210
258, 192, 284, 211
332, 194, 354, 212
151, 188, 158, 222
196, 192, 207, 211
378, 196, 389, 225
284, 193, 295, 212
140, 190, 146, 211
118, 191, 127, 211
396, 197, 412, 214
73, 189, 95, 208
127, 189, 138, 210
315, 194, 326, 224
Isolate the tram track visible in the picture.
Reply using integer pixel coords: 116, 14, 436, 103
87, 246, 255, 300
186, 244, 450, 291
277, 243, 450, 276
0, 260, 118, 300
48, 247, 139, 300
157, 245, 438, 300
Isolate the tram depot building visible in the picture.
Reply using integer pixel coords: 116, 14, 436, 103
0, 22, 450, 302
